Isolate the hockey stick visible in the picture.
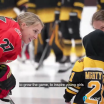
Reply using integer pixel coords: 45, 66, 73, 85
0, 83, 15, 104
58, 55, 86, 73
8, 96, 15, 104
1, 95, 15, 104
7, 95, 15, 104
58, 63, 74, 73
60, 79, 67, 84
36, 21, 58, 70
36, 40, 49, 70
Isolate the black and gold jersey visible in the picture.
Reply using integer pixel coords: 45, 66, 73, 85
60, 0, 84, 20
97, 0, 104, 10
0, 0, 28, 10
0, 0, 17, 10
31, 0, 59, 9
64, 57, 104, 104
61, 0, 84, 9
28, 0, 61, 23
0, 0, 28, 18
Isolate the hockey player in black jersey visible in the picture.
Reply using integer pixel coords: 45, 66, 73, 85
63, 29, 104, 104
27, 0, 73, 70
97, 0, 104, 11
59, 0, 85, 63
0, 0, 28, 19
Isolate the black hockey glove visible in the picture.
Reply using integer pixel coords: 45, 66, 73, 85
0, 64, 16, 90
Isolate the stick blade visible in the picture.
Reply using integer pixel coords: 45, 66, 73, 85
9, 99, 15, 104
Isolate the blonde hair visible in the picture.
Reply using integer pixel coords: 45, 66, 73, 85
92, 10, 104, 25
17, 12, 44, 27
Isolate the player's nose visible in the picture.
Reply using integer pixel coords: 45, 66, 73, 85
33, 34, 38, 39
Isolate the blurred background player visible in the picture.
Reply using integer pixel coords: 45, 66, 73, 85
0, 0, 28, 19
97, 0, 104, 10
59, 0, 85, 63
27, 0, 72, 70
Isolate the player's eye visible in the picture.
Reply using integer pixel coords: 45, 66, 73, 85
34, 29, 39, 34
34, 30, 37, 33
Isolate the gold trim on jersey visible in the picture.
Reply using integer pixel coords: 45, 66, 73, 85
36, 8, 55, 23
72, 57, 104, 72
66, 88, 77, 95
72, 9, 82, 19
27, 9, 36, 13
63, 39, 72, 56
75, 39, 82, 44
57, 1, 61, 6
63, 39, 72, 44
67, 86, 79, 93
59, 7, 72, 21
74, 2, 84, 8
73, 86, 81, 89
68, 82, 81, 91
67, 82, 81, 93
84, 57, 104, 69
75, 39, 83, 56
17, 0, 28, 6
26, 3, 36, 8
97, 4, 101, 11
75, 47, 83, 57
55, 7, 60, 11
101, 0, 104, 3
72, 60, 84, 72
0, 8, 17, 19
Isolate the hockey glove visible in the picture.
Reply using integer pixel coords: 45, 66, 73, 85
0, 64, 16, 91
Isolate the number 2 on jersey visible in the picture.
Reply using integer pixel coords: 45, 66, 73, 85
85, 81, 103, 104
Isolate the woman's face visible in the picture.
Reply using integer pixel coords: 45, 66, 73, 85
21, 23, 43, 44
92, 20, 104, 31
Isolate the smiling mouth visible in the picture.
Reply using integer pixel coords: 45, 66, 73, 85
29, 38, 31, 42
